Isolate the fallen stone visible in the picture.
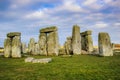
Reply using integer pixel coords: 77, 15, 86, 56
32, 58, 52, 63
25, 57, 52, 64
25, 57, 34, 62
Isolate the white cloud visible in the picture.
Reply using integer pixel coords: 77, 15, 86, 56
94, 22, 108, 28
104, 0, 112, 3
83, 0, 103, 10
24, 0, 88, 20
10, 0, 33, 9
104, 0, 120, 7
114, 22, 120, 27
61, 0, 84, 12
25, 10, 47, 19
83, 0, 97, 5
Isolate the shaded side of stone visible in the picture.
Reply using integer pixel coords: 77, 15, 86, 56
64, 37, 72, 55
81, 30, 93, 53
34, 43, 40, 55
21, 42, 27, 53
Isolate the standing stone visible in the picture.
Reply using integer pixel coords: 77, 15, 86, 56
72, 25, 81, 55
81, 30, 93, 53
81, 35, 86, 51
34, 43, 40, 55
64, 37, 72, 55
39, 33, 47, 56
28, 38, 35, 55
47, 31, 59, 56
98, 32, 113, 56
64, 41, 68, 55
39, 26, 59, 56
85, 31, 93, 52
12, 36, 21, 58
4, 37, 12, 58
21, 42, 27, 53
54, 31, 59, 56
4, 32, 21, 58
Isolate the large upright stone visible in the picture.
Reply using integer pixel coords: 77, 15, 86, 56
39, 33, 47, 56
39, 26, 59, 56
72, 25, 81, 55
4, 32, 21, 58
64, 37, 72, 55
4, 37, 12, 58
47, 31, 59, 56
34, 43, 40, 55
98, 32, 113, 56
81, 30, 93, 52
28, 38, 35, 55
12, 36, 21, 58
21, 42, 27, 53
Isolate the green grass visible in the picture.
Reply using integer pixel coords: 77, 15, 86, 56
0, 55, 120, 80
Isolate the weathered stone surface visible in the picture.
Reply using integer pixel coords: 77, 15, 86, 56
4, 38, 12, 58
47, 31, 59, 56
32, 58, 52, 63
34, 43, 40, 55
81, 30, 92, 36
59, 48, 66, 55
81, 50, 88, 55
11, 36, 21, 58
72, 25, 81, 55
25, 57, 52, 63
28, 38, 35, 55
85, 34, 93, 52
39, 26, 59, 56
25, 57, 34, 62
64, 37, 72, 55
81, 30, 93, 53
4, 32, 22, 58
81, 35, 86, 51
7, 32, 21, 38
39, 33, 47, 56
21, 42, 27, 53
98, 32, 113, 56
40, 26, 57, 33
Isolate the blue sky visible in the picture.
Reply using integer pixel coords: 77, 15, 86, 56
0, 0, 120, 47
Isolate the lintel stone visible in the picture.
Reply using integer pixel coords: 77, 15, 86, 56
40, 26, 57, 33
7, 32, 21, 37
81, 30, 92, 36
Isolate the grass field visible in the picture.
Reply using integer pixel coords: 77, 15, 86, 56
0, 55, 120, 80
